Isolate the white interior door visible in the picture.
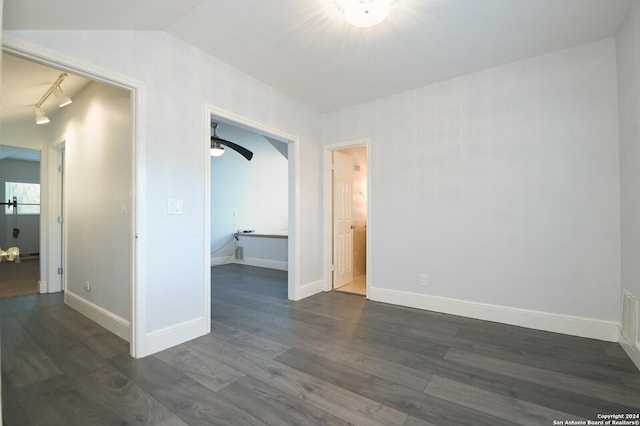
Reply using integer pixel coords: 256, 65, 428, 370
333, 150, 354, 289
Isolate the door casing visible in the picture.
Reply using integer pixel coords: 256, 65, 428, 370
323, 139, 371, 295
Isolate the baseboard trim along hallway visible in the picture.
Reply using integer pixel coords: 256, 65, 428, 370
368, 286, 620, 342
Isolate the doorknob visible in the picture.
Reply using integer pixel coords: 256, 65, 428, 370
0, 246, 20, 262
350, 225, 355, 229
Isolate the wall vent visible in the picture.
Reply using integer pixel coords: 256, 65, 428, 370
622, 292, 638, 344
235, 246, 244, 260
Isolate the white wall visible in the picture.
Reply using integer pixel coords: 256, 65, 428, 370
211, 127, 287, 259
52, 81, 132, 333
323, 39, 621, 339
617, 1, 640, 351
234, 235, 288, 271
4, 30, 322, 356
0, 158, 40, 253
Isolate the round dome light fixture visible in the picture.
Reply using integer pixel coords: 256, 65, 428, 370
335, 0, 392, 28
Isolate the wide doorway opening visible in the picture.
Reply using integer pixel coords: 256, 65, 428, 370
208, 112, 296, 303
1, 49, 136, 351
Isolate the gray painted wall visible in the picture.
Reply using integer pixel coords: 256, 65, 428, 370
53, 81, 132, 322
618, 1, 640, 349
323, 38, 621, 323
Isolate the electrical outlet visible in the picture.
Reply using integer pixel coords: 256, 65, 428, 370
420, 274, 428, 287
84, 281, 91, 291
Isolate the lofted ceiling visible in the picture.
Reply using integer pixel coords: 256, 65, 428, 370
2, 0, 634, 112
1, 53, 92, 126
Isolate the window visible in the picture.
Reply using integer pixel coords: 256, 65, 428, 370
4, 182, 40, 215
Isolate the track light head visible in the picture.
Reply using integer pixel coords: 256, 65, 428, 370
34, 106, 50, 125
53, 85, 72, 107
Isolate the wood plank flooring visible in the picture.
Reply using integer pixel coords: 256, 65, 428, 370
0, 259, 39, 299
2, 263, 639, 425
335, 275, 366, 296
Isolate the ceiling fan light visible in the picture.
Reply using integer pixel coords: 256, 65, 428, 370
53, 85, 72, 107
336, 0, 391, 27
34, 106, 50, 125
210, 142, 225, 157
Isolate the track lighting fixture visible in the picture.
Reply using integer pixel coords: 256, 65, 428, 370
53, 84, 72, 107
34, 106, 50, 125
34, 73, 72, 125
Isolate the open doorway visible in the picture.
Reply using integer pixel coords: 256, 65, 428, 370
1, 49, 136, 351
209, 117, 292, 298
328, 144, 368, 296
0, 145, 41, 297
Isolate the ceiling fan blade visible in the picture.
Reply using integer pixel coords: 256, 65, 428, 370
212, 136, 254, 161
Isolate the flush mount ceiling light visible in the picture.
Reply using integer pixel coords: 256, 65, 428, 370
33, 73, 72, 125
335, 0, 392, 27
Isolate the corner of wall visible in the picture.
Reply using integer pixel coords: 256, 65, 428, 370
620, 333, 640, 372
296, 279, 324, 301
65, 291, 130, 342
139, 316, 210, 358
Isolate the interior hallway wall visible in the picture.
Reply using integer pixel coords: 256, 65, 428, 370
4, 29, 322, 355
617, 0, 640, 351
323, 38, 621, 338
53, 81, 132, 329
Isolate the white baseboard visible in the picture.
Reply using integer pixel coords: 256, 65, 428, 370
211, 256, 287, 271
65, 291, 130, 342
368, 287, 620, 342
39, 280, 47, 293
142, 316, 210, 357
232, 257, 288, 271
211, 256, 231, 266
620, 334, 640, 372
297, 279, 324, 300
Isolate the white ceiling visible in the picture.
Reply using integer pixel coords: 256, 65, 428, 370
2, 0, 634, 112
1, 53, 92, 125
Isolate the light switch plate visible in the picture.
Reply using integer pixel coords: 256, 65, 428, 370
168, 198, 184, 215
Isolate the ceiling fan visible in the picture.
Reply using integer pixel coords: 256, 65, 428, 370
210, 123, 254, 161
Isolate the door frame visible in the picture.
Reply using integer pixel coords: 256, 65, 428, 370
323, 139, 371, 295
3, 38, 144, 358
205, 104, 301, 301
44, 136, 65, 293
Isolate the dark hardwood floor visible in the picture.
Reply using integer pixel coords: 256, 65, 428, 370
2, 263, 639, 425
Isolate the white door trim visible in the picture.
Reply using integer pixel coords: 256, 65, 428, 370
2, 36, 146, 358
44, 136, 65, 293
323, 139, 371, 295
205, 105, 301, 301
